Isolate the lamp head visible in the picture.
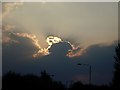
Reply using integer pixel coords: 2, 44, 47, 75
77, 63, 82, 65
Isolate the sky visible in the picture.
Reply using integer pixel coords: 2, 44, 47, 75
2, 2, 118, 85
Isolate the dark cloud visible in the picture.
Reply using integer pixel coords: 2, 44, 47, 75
2, 34, 38, 74
49, 42, 72, 56
3, 38, 117, 85
73, 42, 117, 84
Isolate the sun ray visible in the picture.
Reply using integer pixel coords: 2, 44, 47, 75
14, 32, 84, 58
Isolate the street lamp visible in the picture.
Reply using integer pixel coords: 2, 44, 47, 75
77, 63, 92, 85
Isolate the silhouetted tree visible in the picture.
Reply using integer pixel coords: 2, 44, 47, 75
69, 81, 84, 90
69, 81, 110, 90
112, 43, 120, 88
2, 70, 66, 90
3, 71, 22, 89
40, 70, 52, 82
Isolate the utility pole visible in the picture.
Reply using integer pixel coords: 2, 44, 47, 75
77, 63, 92, 85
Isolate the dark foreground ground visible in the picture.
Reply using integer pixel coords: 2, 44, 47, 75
1, 71, 119, 90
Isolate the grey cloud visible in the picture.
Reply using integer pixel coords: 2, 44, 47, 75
73, 42, 117, 84
3, 38, 117, 85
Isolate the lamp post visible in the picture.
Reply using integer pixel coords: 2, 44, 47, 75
77, 63, 92, 85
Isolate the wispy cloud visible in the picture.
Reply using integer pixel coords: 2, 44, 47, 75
1, 2, 23, 19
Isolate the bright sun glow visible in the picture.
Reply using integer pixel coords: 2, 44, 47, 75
14, 33, 84, 58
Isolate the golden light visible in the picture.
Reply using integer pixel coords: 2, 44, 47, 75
66, 48, 85, 58
46, 36, 62, 49
15, 33, 84, 58
15, 33, 42, 50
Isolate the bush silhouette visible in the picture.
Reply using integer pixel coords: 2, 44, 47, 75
112, 43, 120, 88
2, 70, 111, 89
2, 71, 66, 90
